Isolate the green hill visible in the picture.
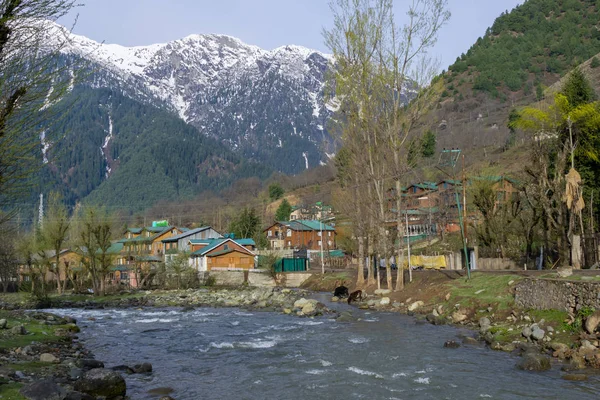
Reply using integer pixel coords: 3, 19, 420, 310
433, 0, 600, 154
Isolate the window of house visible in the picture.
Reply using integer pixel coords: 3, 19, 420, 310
318, 240, 322, 246
287, 241, 291, 246
224, 244, 229, 250
317, 231, 322, 236
328, 232, 331, 237
328, 241, 332, 246
121, 272, 129, 280
268, 230, 272, 237
286, 230, 292, 237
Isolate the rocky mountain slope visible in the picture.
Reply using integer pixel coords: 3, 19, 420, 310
53, 23, 336, 174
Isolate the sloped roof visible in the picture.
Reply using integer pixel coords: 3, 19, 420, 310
190, 238, 255, 257
162, 226, 219, 243
294, 220, 335, 231
236, 238, 256, 246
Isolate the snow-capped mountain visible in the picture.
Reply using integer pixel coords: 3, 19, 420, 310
54, 23, 336, 173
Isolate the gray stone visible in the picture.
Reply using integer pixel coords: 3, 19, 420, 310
478, 317, 491, 328
585, 310, 600, 334
293, 298, 309, 308
133, 362, 152, 373
522, 326, 532, 339
301, 302, 316, 315
74, 368, 126, 398
517, 353, 551, 371
462, 337, 480, 345
11, 324, 27, 335
451, 311, 468, 323
336, 311, 355, 323
69, 368, 83, 380
0, 318, 7, 329
39, 353, 59, 363
76, 359, 105, 370
20, 379, 67, 400
531, 327, 545, 341
379, 297, 390, 306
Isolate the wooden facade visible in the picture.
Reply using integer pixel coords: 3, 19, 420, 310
264, 220, 336, 251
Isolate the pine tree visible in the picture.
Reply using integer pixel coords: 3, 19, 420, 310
275, 199, 292, 221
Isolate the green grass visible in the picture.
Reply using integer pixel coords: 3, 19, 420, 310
0, 382, 25, 400
0, 311, 69, 350
445, 273, 522, 310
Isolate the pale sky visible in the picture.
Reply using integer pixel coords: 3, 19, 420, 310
60, 0, 523, 70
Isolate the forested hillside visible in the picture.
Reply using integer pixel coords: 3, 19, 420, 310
35, 86, 271, 211
433, 0, 600, 153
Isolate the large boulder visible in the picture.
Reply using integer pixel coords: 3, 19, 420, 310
374, 289, 391, 296
20, 379, 66, 400
517, 353, 551, 371
379, 297, 391, 306
301, 302, 316, 316
585, 311, 600, 334
531, 327, 545, 341
0, 318, 7, 329
293, 298, 309, 309
11, 324, 27, 335
74, 368, 126, 399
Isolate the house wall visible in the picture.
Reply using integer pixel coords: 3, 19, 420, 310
176, 228, 222, 252
207, 251, 254, 270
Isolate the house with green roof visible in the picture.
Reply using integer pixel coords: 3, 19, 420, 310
188, 238, 256, 271
264, 220, 336, 251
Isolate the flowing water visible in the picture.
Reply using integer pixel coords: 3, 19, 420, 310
53, 297, 600, 400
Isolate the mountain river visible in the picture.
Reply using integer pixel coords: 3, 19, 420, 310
52, 295, 600, 399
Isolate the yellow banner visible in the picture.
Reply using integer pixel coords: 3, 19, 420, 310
403, 255, 446, 269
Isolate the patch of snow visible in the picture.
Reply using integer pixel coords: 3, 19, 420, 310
277, 139, 282, 148
40, 131, 50, 164
308, 91, 320, 117
302, 152, 309, 169
317, 124, 323, 131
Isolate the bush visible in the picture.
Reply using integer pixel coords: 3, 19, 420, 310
591, 56, 600, 69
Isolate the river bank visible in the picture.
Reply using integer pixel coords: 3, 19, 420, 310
301, 270, 600, 377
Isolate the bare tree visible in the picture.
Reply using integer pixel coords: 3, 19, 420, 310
324, 0, 449, 290
39, 192, 69, 294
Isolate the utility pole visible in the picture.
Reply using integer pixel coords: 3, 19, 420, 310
462, 154, 467, 244
406, 212, 412, 283
320, 204, 324, 275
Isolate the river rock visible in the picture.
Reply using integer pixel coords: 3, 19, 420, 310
76, 359, 105, 370
562, 355, 586, 371
585, 311, 600, 334
336, 311, 355, 322
462, 337, 479, 345
283, 308, 292, 314
301, 302, 316, 316
11, 324, 27, 335
408, 301, 424, 311
380, 297, 390, 306
562, 374, 588, 381
479, 317, 491, 329
451, 311, 468, 323
0, 318, 7, 329
517, 353, 551, 371
293, 298, 309, 309
531, 327, 545, 341
39, 353, 59, 363
74, 368, 126, 398
444, 340, 460, 348
331, 296, 339, 302
522, 326, 532, 339
133, 363, 152, 373
20, 379, 67, 400
426, 313, 446, 325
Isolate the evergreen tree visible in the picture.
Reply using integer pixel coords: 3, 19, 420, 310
421, 130, 437, 158
268, 183, 284, 201
229, 207, 260, 239
275, 199, 292, 221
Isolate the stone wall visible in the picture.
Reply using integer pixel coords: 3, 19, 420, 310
200, 270, 312, 288
514, 278, 600, 312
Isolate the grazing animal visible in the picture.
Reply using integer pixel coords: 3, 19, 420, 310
333, 285, 349, 298
347, 290, 363, 304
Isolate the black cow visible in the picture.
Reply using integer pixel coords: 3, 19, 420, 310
333, 285, 349, 298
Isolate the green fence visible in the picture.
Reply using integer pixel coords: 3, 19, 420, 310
274, 258, 308, 272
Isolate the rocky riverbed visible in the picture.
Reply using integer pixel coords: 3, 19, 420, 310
0, 288, 336, 399
331, 287, 600, 378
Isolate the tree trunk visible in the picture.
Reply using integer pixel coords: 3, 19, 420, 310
395, 179, 404, 291
357, 235, 365, 287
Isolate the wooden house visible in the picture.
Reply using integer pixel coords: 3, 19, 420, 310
264, 220, 336, 251
161, 226, 222, 261
189, 238, 256, 271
